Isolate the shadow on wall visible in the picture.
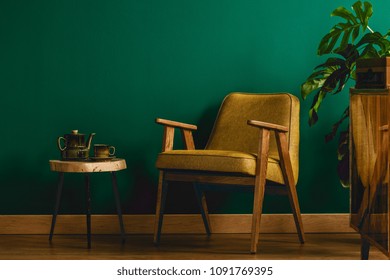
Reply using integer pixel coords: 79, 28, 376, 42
193, 104, 220, 149
122, 157, 156, 214
0, 153, 88, 214
0, 156, 50, 214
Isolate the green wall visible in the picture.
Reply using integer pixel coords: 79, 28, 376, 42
1, 0, 388, 214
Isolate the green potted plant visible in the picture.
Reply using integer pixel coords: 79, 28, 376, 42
301, 0, 390, 187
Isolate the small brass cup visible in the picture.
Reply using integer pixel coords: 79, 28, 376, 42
94, 144, 115, 158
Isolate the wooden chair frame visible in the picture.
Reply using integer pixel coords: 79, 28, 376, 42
154, 118, 305, 253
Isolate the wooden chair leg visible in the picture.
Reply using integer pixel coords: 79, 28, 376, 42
153, 171, 168, 245
251, 175, 267, 253
193, 184, 212, 236
286, 182, 305, 243
251, 129, 270, 253
276, 132, 305, 243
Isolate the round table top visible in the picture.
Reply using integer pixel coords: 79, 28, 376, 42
49, 158, 127, 173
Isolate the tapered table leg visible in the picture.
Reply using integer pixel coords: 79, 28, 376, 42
361, 236, 370, 260
49, 172, 64, 242
85, 173, 91, 249
48, 159, 127, 248
111, 172, 126, 243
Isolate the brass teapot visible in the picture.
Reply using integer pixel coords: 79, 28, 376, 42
57, 130, 96, 160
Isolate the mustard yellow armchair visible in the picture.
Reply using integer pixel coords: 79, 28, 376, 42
154, 92, 305, 253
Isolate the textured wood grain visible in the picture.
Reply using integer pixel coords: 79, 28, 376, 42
181, 129, 195, 150
153, 171, 165, 243
275, 131, 305, 243
162, 126, 175, 152
0, 233, 388, 260
0, 214, 354, 235
164, 173, 255, 185
247, 120, 288, 132
49, 159, 127, 173
156, 118, 197, 130
350, 89, 390, 259
251, 128, 269, 253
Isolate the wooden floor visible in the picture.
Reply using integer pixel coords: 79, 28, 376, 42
0, 233, 388, 260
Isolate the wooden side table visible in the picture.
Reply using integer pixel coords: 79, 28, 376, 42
49, 159, 127, 248
350, 88, 390, 259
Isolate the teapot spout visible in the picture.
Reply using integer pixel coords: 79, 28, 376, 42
86, 133, 96, 150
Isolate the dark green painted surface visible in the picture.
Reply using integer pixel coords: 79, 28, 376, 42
1, 0, 388, 214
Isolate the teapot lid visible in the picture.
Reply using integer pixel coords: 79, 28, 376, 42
67, 130, 85, 136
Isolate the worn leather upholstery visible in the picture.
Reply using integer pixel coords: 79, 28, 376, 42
156, 92, 300, 185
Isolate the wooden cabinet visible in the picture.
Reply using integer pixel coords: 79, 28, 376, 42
350, 88, 390, 259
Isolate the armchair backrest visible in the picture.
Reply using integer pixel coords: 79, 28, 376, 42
206, 92, 300, 181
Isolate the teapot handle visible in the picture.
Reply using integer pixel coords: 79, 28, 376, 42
57, 137, 67, 151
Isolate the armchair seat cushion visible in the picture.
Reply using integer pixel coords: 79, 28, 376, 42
156, 150, 284, 184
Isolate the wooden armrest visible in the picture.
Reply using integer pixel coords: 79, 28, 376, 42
380, 124, 388, 131
156, 118, 197, 151
247, 120, 288, 133
155, 118, 197, 131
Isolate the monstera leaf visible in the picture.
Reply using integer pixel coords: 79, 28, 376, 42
301, 45, 358, 126
318, 1, 373, 55
301, 1, 390, 187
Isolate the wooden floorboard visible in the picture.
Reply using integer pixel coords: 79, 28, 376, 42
0, 214, 354, 234
0, 233, 388, 260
